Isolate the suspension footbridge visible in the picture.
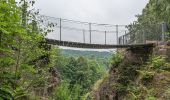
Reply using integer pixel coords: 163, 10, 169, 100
38, 15, 169, 49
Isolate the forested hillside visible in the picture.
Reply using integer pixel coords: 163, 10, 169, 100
62, 49, 111, 70
0, 0, 108, 99
62, 49, 112, 59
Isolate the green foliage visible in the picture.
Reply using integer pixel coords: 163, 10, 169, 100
82, 92, 93, 100
147, 56, 170, 71
163, 86, 170, 99
62, 49, 112, 59
138, 70, 155, 85
52, 82, 71, 100
51, 55, 105, 97
115, 63, 141, 95
145, 96, 157, 100
127, 0, 170, 42
0, 88, 13, 100
110, 53, 123, 68
62, 49, 111, 70
124, 55, 170, 100
0, 0, 115, 99
52, 82, 83, 100
0, 0, 52, 99
151, 56, 166, 69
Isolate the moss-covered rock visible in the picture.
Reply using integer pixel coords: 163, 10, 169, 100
90, 46, 154, 100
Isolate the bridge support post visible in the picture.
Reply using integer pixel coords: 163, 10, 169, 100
116, 25, 119, 52
124, 31, 127, 44
123, 31, 126, 45
83, 30, 85, 43
105, 31, 106, 45
116, 25, 119, 45
60, 18, 62, 41
89, 23, 92, 44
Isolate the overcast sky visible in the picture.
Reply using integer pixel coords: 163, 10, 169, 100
34, 0, 149, 51
35, 0, 149, 25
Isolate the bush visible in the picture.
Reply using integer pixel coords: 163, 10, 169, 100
151, 56, 166, 69
145, 96, 157, 100
52, 82, 71, 100
52, 82, 83, 100
138, 70, 155, 85
110, 53, 123, 68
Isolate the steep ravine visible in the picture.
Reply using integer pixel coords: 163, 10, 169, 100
88, 44, 170, 100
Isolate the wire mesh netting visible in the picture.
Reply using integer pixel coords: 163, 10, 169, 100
37, 15, 128, 45
37, 15, 169, 45
118, 23, 169, 45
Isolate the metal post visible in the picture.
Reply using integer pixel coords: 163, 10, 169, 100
124, 31, 127, 44
118, 37, 121, 45
89, 23, 92, 44
83, 30, 85, 43
123, 31, 126, 45
162, 23, 168, 42
60, 18, 62, 41
105, 31, 106, 45
116, 25, 118, 45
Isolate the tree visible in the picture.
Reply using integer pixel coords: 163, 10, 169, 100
127, 0, 170, 43
0, 0, 52, 99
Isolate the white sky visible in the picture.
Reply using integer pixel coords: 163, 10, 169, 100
33, 0, 149, 51
35, 0, 149, 25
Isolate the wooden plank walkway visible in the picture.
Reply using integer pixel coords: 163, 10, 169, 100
45, 38, 155, 49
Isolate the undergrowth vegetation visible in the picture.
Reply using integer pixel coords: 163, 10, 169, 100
125, 56, 170, 100
88, 53, 170, 100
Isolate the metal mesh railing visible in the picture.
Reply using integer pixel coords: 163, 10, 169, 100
36, 15, 169, 45
37, 15, 128, 45
118, 23, 169, 45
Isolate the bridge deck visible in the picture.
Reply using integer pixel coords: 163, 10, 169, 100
46, 38, 155, 49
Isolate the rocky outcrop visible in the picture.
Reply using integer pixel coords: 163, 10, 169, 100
47, 69, 61, 95
91, 46, 154, 100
